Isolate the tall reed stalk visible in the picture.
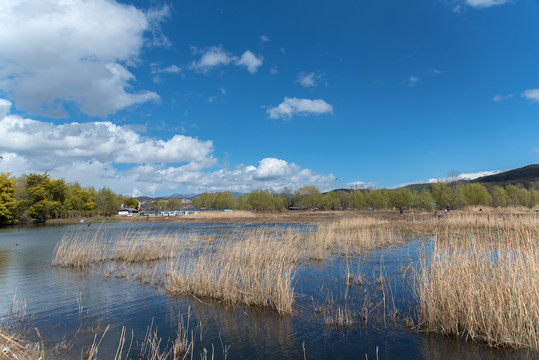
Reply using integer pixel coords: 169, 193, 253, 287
52, 226, 183, 268
417, 224, 539, 350
166, 231, 301, 314
304, 217, 404, 259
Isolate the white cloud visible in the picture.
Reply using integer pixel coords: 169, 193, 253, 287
298, 73, 316, 87
253, 158, 298, 180
236, 51, 263, 73
260, 35, 270, 42
267, 97, 333, 119
426, 170, 503, 183
0, 99, 215, 168
0, 99, 11, 119
0, 0, 167, 118
190, 46, 263, 73
151, 65, 182, 74
408, 75, 420, 86
392, 169, 504, 189
457, 170, 503, 180
0, 98, 336, 195
493, 93, 513, 102
522, 89, 539, 103
297, 71, 326, 87
190, 46, 235, 71
465, 0, 509, 8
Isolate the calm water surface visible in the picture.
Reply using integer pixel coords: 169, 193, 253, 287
0, 223, 530, 359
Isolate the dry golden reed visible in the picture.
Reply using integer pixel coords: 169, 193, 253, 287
52, 226, 183, 269
417, 221, 539, 350
304, 216, 405, 260
166, 231, 301, 314
190, 210, 256, 219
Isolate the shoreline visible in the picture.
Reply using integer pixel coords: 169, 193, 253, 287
43, 209, 424, 226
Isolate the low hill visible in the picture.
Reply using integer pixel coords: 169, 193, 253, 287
405, 164, 539, 192
471, 164, 539, 188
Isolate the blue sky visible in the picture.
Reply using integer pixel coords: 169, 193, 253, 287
1, 0, 538, 196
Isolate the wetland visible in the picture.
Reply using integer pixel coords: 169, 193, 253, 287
0, 210, 536, 359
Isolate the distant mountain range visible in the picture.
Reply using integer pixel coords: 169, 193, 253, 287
136, 164, 539, 203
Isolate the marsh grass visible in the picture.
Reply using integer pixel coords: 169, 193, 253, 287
83, 307, 227, 360
166, 231, 301, 314
304, 217, 405, 260
417, 222, 539, 350
0, 330, 41, 360
46, 210, 539, 354
324, 306, 354, 328
52, 226, 184, 269
191, 210, 256, 219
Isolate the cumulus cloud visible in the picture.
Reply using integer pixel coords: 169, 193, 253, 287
0, 0, 167, 118
522, 89, 539, 103
267, 97, 334, 119
236, 51, 263, 73
190, 46, 235, 71
0, 98, 336, 195
297, 71, 326, 87
465, 0, 509, 8
0, 98, 215, 171
190, 46, 263, 73
253, 158, 298, 180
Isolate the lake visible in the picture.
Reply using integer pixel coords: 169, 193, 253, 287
0, 222, 530, 359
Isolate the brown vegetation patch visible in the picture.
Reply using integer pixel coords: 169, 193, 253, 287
417, 215, 539, 350
0, 330, 41, 360
166, 231, 301, 314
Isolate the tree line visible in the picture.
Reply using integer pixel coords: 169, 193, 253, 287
190, 183, 539, 212
2, 171, 538, 226
0, 172, 138, 225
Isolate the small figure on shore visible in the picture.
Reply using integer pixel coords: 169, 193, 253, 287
434, 209, 437, 218
400, 207, 403, 215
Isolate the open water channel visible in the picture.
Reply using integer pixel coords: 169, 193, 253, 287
0, 222, 531, 359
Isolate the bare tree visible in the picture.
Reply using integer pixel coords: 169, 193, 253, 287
447, 169, 460, 183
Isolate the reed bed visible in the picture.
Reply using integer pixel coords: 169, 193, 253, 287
304, 217, 405, 260
191, 210, 257, 219
52, 226, 184, 269
438, 210, 539, 229
417, 224, 539, 350
166, 231, 301, 314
